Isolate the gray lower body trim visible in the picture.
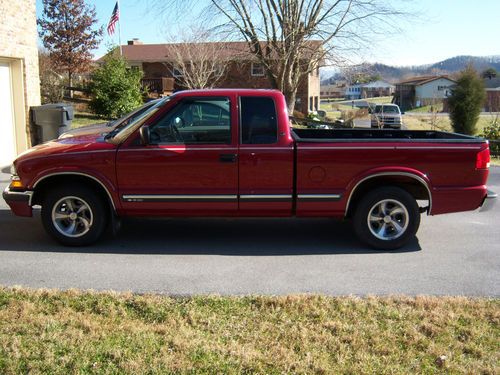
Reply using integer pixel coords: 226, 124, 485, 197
122, 195, 237, 203
297, 194, 342, 202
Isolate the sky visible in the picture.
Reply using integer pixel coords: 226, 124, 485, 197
35, 0, 500, 67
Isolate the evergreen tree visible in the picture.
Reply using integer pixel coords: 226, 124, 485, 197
89, 53, 144, 119
448, 65, 485, 135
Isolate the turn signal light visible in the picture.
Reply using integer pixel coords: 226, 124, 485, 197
476, 148, 490, 169
10, 180, 24, 189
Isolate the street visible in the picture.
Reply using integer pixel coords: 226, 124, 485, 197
0, 168, 499, 296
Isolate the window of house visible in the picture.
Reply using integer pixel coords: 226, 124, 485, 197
240, 97, 277, 144
251, 62, 265, 77
149, 98, 231, 144
172, 63, 183, 77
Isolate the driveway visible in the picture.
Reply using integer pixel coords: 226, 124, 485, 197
0, 168, 498, 296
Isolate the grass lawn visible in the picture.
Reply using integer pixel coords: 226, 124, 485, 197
406, 103, 444, 113
0, 288, 498, 374
72, 112, 107, 129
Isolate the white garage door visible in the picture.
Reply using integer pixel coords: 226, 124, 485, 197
0, 62, 16, 167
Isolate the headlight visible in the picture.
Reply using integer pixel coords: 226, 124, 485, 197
10, 164, 17, 176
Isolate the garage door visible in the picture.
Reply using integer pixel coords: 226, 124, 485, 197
0, 62, 16, 167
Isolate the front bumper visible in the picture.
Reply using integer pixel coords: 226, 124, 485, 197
2, 187, 33, 217
480, 190, 497, 212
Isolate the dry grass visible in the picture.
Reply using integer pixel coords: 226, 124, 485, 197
403, 115, 492, 135
0, 288, 498, 374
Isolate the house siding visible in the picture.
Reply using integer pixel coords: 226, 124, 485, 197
415, 78, 454, 103
0, 0, 40, 156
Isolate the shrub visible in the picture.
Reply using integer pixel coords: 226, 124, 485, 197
292, 110, 305, 119
481, 115, 500, 157
89, 52, 144, 119
448, 65, 486, 135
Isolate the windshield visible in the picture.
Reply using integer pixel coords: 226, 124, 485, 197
106, 97, 170, 141
374, 105, 400, 114
109, 99, 162, 129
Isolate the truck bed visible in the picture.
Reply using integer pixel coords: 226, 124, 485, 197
292, 128, 485, 143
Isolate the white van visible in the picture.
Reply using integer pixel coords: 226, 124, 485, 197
370, 104, 403, 129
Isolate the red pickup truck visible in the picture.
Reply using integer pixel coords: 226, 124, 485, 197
3, 89, 496, 249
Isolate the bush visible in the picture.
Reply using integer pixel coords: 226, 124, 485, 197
89, 52, 144, 119
292, 110, 305, 119
448, 65, 486, 135
481, 115, 500, 157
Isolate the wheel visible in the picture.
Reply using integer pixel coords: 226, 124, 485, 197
41, 185, 108, 246
352, 187, 420, 250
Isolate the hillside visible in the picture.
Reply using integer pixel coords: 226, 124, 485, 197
321, 55, 500, 84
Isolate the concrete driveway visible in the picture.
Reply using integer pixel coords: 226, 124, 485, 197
0, 168, 498, 296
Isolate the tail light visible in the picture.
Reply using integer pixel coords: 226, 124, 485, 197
476, 148, 490, 169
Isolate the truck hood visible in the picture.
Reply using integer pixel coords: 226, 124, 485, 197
16, 132, 116, 163
58, 122, 112, 139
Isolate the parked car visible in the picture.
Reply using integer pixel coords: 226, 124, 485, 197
370, 104, 403, 129
3, 89, 496, 249
59, 98, 165, 139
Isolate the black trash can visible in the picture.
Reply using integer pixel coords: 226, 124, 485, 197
31, 103, 74, 145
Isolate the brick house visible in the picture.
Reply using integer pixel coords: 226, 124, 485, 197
108, 39, 321, 114
484, 77, 500, 112
0, 0, 40, 167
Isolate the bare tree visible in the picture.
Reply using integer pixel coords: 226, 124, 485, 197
152, 0, 404, 112
164, 28, 234, 89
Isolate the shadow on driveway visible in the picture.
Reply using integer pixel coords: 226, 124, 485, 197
0, 209, 421, 255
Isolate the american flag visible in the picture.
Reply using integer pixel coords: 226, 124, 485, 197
107, 2, 119, 35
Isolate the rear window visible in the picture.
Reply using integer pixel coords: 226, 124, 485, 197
240, 97, 278, 144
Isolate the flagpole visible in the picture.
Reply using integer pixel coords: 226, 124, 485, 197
117, 0, 123, 56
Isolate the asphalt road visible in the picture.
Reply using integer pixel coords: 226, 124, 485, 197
0, 168, 499, 296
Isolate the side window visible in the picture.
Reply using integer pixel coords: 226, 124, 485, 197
240, 96, 278, 145
149, 98, 231, 144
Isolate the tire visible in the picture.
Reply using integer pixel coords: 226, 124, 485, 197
352, 187, 420, 250
41, 185, 108, 246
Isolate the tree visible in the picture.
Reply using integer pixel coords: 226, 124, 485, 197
38, 49, 65, 104
448, 65, 485, 135
89, 53, 144, 119
481, 67, 497, 80
153, 0, 403, 112
165, 27, 235, 89
38, 0, 103, 94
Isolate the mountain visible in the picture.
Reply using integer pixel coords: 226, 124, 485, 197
321, 55, 500, 84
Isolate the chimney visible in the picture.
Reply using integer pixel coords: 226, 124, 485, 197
127, 38, 143, 45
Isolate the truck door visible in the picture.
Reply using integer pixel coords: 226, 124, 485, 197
238, 95, 294, 215
116, 95, 239, 215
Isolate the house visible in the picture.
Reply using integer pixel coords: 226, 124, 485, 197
394, 76, 455, 111
360, 80, 395, 98
344, 84, 364, 100
0, 0, 40, 167
320, 82, 347, 99
108, 39, 321, 114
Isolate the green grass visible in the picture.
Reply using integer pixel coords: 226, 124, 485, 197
0, 288, 498, 374
72, 112, 106, 128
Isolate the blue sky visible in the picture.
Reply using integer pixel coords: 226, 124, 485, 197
35, 0, 500, 66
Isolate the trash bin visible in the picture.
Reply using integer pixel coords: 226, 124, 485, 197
31, 103, 74, 144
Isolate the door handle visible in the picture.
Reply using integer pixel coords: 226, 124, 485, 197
219, 153, 237, 163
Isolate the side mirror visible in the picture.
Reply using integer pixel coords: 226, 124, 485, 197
140, 126, 150, 145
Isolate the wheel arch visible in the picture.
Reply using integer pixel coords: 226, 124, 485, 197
32, 172, 117, 212
345, 172, 432, 217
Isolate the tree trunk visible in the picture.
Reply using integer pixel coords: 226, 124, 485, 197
68, 71, 73, 99
283, 88, 297, 115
